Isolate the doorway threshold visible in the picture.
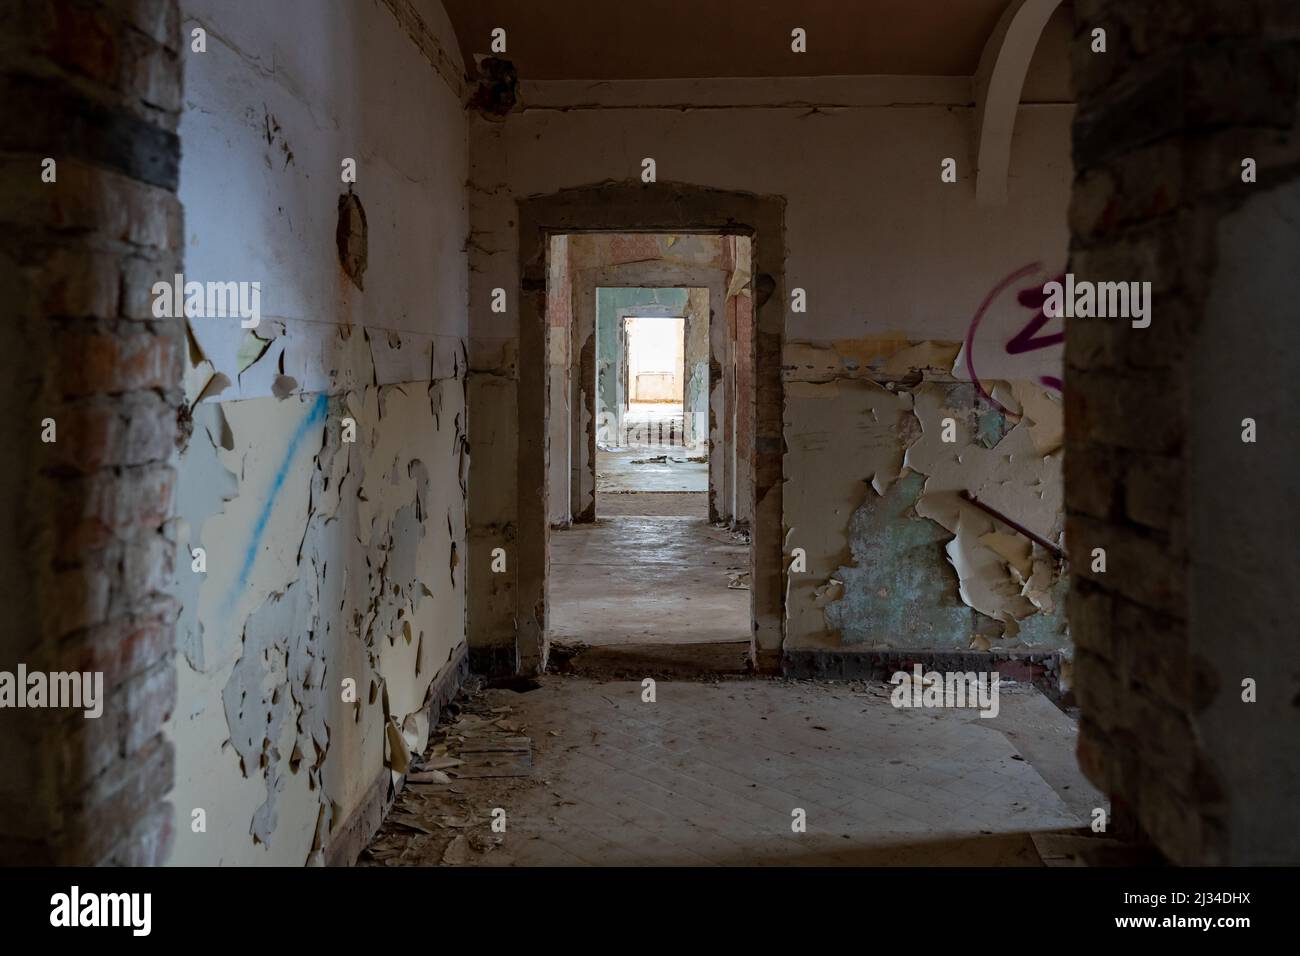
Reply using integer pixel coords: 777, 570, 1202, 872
548, 640, 751, 679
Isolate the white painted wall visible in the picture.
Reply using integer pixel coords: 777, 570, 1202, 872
471, 89, 1071, 348
180, 0, 467, 397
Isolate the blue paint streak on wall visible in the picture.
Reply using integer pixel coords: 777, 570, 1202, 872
229, 393, 329, 609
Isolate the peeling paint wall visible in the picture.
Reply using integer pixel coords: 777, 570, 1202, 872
724, 236, 755, 527
784, 336, 1067, 653
732, 287, 754, 527
683, 287, 710, 448
469, 75, 1070, 669
568, 232, 725, 273
167, 0, 469, 864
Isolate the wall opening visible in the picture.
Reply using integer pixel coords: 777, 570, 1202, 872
598, 310, 704, 502
544, 237, 754, 669
510, 182, 786, 678
625, 316, 683, 405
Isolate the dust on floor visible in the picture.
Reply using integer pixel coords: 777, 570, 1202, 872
360, 673, 1122, 867
597, 490, 708, 517
549, 513, 749, 645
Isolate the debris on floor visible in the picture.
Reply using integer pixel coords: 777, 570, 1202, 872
726, 569, 751, 589
361, 675, 1111, 867
452, 731, 532, 779
629, 454, 702, 465
359, 677, 540, 867
596, 442, 708, 494
712, 523, 750, 545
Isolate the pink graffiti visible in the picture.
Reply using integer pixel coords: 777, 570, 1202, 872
964, 262, 1064, 417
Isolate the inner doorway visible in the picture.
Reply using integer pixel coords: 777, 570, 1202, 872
599, 305, 707, 510
545, 234, 754, 661
512, 185, 786, 676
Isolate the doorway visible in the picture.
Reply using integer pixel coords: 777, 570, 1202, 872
504, 183, 787, 677
597, 301, 707, 507
545, 236, 754, 663
625, 315, 683, 406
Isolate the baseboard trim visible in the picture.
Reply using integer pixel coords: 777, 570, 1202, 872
325, 640, 470, 867
324, 764, 391, 869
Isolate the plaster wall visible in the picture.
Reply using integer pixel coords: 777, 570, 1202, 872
471, 91, 1070, 345
683, 287, 711, 448
1190, 180, 1300, 862
167, 0, 469, 864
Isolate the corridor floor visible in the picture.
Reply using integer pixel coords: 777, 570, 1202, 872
596, 448, 708, 494
361, 675, 1107, 867
549, 503, 749, 646
597, 401, 707, 494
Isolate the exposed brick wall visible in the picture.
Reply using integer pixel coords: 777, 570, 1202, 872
1066, 0, 1299, 863
0, 0, 182, 865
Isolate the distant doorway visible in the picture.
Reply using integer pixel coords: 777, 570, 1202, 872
598, 311, 706, 504
625, 315, 683, 405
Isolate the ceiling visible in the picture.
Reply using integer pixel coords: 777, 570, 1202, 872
442, 0, 1040, 81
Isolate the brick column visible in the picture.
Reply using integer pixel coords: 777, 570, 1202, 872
0, 0, 183, 865
1066, 0, 1299, 863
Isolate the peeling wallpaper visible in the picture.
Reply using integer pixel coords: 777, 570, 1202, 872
784, 339, 1067, 654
